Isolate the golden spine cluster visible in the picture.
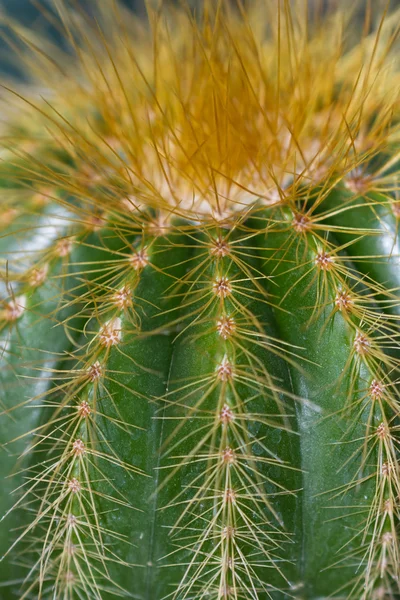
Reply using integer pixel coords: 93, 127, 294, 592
0, 1, 400, 599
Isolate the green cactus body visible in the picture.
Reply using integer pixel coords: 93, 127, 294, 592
1, 2, 400, 599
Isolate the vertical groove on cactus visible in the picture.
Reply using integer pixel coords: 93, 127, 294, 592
1, 1, 400, 599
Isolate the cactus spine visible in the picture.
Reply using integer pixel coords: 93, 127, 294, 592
1, 1, 400, 599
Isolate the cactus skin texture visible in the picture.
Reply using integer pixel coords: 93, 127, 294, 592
1, 1, 400, 599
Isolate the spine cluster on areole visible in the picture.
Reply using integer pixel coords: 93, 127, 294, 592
1, 180, 400, 600
1, 2, 400, 599
0, 215, 152, 598
293, 207, 400, 598
208, 249, 239, 599
158, 229, 298, 600
51, 240, 152, 597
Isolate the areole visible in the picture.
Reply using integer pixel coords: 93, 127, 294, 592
0, 2, 400, 600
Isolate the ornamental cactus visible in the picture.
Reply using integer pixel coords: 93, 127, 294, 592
1, 1, 400, 599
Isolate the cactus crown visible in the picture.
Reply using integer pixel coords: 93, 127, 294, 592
1, 1, 400, 599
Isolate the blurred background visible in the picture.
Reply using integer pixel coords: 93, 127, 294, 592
0, 0, 146, 77
1, 0, 400, 78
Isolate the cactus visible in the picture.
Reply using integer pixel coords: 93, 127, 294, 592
1, 1, 400, 599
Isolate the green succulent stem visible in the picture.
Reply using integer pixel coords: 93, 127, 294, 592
1, 2, 400, 599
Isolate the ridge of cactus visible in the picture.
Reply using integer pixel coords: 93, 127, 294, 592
0, 1, 400, 599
